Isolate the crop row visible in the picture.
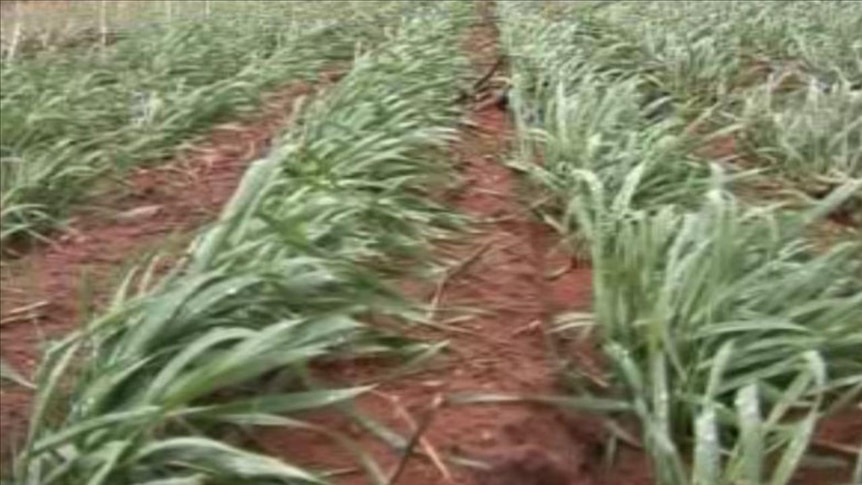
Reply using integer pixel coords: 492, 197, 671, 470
514, 1, 861, 219
500, 2, 861, 484
9, 2, 473, 484
0, 1, 416, 247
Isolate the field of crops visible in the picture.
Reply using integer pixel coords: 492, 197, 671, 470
501, 1, 861, 483
0, 1, 860, 485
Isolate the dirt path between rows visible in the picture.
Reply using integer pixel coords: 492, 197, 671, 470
0, 76, 336, 463
3, 4, 857, 485
258, 4, 651, 485
271, 4, 861, 484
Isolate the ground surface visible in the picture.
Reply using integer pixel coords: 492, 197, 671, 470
0, 2, 859, 484
254, 8, 652, 485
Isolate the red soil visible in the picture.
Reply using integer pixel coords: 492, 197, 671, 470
0, 79, 326, 462
793, 409, 862, 485
252, 8, 652, 485
258, 6, 857, 484
2, 2, 855, 484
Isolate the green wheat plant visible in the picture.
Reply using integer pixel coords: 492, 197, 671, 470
499, 2, 862, 483
565, 171, 862, 485
12, 3, 474, 483
0, 2, 414, 248
736, 82, 862, 182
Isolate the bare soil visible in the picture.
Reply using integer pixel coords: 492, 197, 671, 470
1, 2, 857, 484
794, 410, 862, 485
251, 6, 652, 485
258, 5, 859, 484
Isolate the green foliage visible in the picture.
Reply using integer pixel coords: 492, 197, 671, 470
499, 2, 862, 483
737, 82, 862, 182
13, 3, 474, 483
0, 2, 402, 246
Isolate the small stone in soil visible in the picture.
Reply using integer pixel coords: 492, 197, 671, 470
115, 205, 162, 221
